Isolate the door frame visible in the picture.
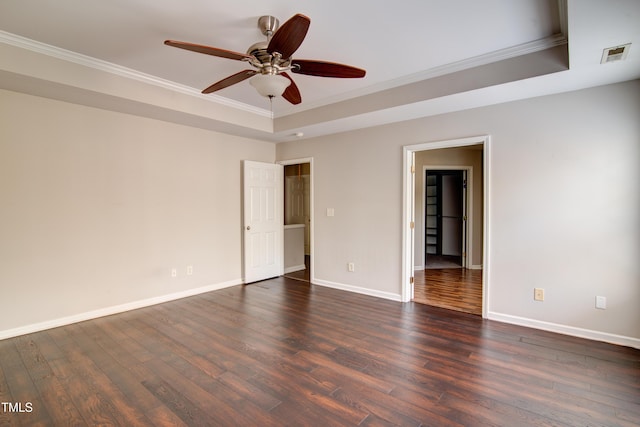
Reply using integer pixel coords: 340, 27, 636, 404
402, 136, 490, 318
278, 157, 314, 283
422, 166, 473, 270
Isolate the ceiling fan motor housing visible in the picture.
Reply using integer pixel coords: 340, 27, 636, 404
249, 16, 291, 74
247, 41, 271, 64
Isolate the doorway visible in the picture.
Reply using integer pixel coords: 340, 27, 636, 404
425, 169, 466, 269
402, 136, 489, 317
280, 159, 313, 282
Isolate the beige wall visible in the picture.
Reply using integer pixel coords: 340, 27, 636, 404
0, 89, 274, 335
414, 147, 483, 268
277, 80, 640, 344
2, 79, 639, 347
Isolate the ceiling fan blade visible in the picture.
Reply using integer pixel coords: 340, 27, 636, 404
281, 73, 302, 105
202, 70, 257, 94
267, 14, 310, 59
164, 40, 251, 61
291, 60, 366, 78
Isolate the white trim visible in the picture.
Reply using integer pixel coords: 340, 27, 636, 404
0, 30, 271, 118
0, 30, 567, 122
488, 312, 640, 350
313, 279, 402, 302
276, 34, 568, 117
416, 264, 481, 271
483, 138, 492, 316
402, 135, 490, 316
0, 279, 242, 340
557, 0, 568, 39
284, 265, 306, 274
277, 157, 314, 283
402, 149, 415, 302
284, 224, 305, 230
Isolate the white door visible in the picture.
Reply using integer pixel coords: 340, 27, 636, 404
285, 175, 306, 225
285, 173, 311, 254
303, 175, 311, 254
243, 161, 283, 283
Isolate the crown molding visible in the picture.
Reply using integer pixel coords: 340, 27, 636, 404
557, 0, 568, 39
0, 30, 271, 118
1, 29, 568, 123
276, 33, 568, 117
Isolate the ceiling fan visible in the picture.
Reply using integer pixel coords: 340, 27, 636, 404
164, 13, 366, 105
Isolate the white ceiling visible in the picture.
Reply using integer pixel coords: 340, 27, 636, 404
1, 0, 639, 142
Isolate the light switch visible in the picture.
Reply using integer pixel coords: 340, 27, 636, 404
327, 208, 335, 217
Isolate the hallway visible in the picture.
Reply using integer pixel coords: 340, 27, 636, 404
413, 268, 482, 315
283, 255, 310, 282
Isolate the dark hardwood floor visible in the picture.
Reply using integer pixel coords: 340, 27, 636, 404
1, 277, 638, 426
283, 255, 311, 282
414, 268, 483, 315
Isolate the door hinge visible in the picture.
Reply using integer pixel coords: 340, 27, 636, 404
463, 179, 467, 189
410, 276, 414, 284
411, 164, 415, 174
410, 221, 415, 229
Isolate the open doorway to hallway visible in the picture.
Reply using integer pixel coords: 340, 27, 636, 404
282, 161, 312, 282
414, 146, 483, 315
402, 137, 488, 317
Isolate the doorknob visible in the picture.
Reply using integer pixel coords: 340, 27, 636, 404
246, 225, 251, 230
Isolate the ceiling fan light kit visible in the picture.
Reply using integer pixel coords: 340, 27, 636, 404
250, 73, 291, 98
164, 13, 366, 105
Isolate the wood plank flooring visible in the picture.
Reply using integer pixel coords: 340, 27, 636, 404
1, 277, 638, 426
414, 268, 483, 315
283, 255, 311, 282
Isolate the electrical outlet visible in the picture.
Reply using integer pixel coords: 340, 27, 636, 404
596, 296, 606, 309
187, 265, 193, 276
534, 288, 544, 301
171, 268, 177, 278
348, 262, 355, 272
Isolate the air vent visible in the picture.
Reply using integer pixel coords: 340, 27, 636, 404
601, 43, 631, 64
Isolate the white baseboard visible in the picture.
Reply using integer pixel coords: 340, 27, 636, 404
414, 264, 482, 270
0, 279, 243, 340
284, 264, 306, 274
312, 278, 402, 302
488, 311, 640, 349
